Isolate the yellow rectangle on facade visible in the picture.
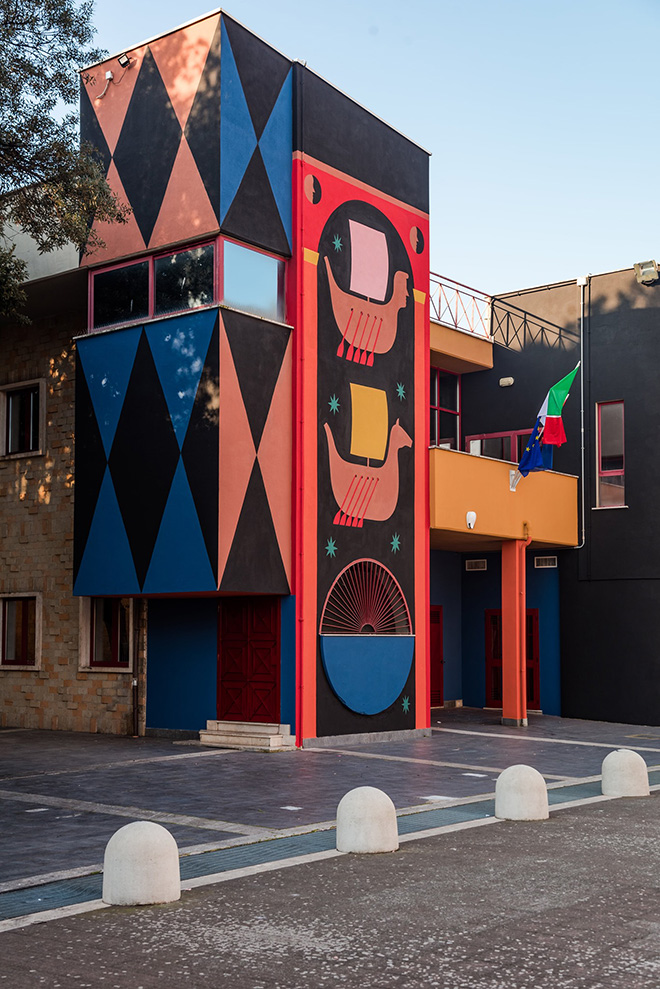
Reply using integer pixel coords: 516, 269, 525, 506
350, 384, 388, 461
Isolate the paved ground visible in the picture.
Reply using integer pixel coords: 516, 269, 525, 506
3, 708, 660, 986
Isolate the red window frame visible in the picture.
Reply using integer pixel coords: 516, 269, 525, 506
89, 598, 131, 669
430, 367, 460, 448
1, 597, 36, 666
5, 385, 40, 455
465, 428, 533, 463
88, 236, 286, 332
596, 400, 625, 507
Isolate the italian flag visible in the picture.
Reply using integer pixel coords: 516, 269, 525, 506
538, 363, 580, 445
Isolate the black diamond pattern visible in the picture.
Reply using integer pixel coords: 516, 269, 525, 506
113, 47, 182, 246
108, 332, 181, 588
222, 309, 290, 451
80, 81, 112, 176
220, 148, 290, 257
220, 461, 289, 593
222, 15, 291, 140
181, 317, 220, 581
73, 357, 108, 582
185, 18, 222, 222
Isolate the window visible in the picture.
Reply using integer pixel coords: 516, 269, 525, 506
1, 595, 40, 668
597, 401, 625, 507
222, 241, 285, 322
430, 368, 459, 448
466, 429, 532, 463
1, 381, 44, 457
86, 598, 132, 669
90, 238, 286, 331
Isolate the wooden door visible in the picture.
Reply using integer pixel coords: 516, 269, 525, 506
217, 597, 280, 723
430, 606, 444, 706
485, 609, 540, 710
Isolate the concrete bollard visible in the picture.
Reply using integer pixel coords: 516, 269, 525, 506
336, 786, 399, 853
495, 764, 549, 821
601, 749, 649, 797
102, 821, 181, 906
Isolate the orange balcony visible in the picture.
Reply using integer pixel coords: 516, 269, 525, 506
429, 448, 578, 552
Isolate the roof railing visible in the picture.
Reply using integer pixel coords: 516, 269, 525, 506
429, 273, 491, 339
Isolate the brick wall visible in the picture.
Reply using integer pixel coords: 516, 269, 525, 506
0, 275, 144, 735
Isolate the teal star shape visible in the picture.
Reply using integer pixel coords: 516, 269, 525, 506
328, 394, 340, 414
402, 695, 410, 714
325, 537, 337, 558
333, 235, 343, 252
396, 382, 406, 401
390, 533, 401, 553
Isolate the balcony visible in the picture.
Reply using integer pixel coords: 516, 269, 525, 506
429, 447, 578, 552
429, 274, 493, 374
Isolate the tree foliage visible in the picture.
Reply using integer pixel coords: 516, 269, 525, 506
0, 0, 129, 319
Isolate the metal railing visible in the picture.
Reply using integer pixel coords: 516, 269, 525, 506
489, 298, 579, 351
429, 273, 491, 339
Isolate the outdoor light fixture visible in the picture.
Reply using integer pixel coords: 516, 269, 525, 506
634, 260, 658, 285
466, 511, 476, 530
117, 53, 131, 68
499, 377, 514, 388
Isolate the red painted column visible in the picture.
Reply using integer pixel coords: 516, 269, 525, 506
501, 539, 528, 726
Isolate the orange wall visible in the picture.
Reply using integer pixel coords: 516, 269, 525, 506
430, 448, 578, 548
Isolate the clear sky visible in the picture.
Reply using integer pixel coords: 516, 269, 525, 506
90, 0, 660, 295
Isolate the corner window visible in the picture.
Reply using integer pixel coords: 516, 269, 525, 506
89, 598, 132, 669
1, 595, 40, 669
1, 381, 44, 457
430, 368, 459, 448
597, 401, 625, 507
89, 238, 287, 331
222, 241, 285, 322
154, 245, 215, 317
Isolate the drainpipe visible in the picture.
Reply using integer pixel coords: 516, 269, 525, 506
575, 276, 589, 550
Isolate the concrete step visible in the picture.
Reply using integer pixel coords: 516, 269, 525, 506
200, 721, 296, 751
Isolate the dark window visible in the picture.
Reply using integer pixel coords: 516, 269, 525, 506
597, 401, 625, 507
93, 261, 150, 329
430, 368, 459, 448
5, 386, 40, 454
1, 598, 36, 666
154, 245, 215, 316
90, 598, 131, 668
222, 240, 285, 321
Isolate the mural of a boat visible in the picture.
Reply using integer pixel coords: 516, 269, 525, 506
324, 220, 409, 364
324, 384, 412, 527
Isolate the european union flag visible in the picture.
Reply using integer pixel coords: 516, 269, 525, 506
518, 416, 554, 477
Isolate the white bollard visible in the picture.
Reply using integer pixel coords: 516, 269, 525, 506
336, 786, 399, 853
495, 764, 549, 821
601, 749, 649, 797
102, 821, 181, 906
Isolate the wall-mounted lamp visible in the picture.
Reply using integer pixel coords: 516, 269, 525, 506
499, 377, 514, 388
117, 53, 131, 68
466, 511, 476, 530
634, 260, 658, 285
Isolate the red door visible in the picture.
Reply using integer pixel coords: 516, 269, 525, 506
430, 606, 444, 706
485, 609, 540, 710
217, 597, 280, 723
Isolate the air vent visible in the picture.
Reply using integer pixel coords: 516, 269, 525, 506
465, 559, 487, 572
534, 555, 558, 569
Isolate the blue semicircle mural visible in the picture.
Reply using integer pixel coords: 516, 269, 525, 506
319, 634, 415, 715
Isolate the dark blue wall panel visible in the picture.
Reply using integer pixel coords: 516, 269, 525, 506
280, 594, 296, 731
147, 598, 218, 730
429, 551, 462, 702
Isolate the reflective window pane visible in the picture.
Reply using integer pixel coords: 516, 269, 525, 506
154, 245, 214, 316
437, 411, 458, 449
93, 262, 149, 329
482, 436, 508, 460
599, 402, 624, 472
91, 598, 130, 666
2, 598, 35, 665
223, 241, 284, 321
598, 474, 625, 507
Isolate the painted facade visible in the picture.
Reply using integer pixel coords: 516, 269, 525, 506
3, 10, 617, 739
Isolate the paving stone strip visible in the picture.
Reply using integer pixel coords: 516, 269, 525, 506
5, 772, 660, 927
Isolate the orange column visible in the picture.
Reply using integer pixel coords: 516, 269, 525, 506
501, 540, 528, 726
413, 287, 430, 728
